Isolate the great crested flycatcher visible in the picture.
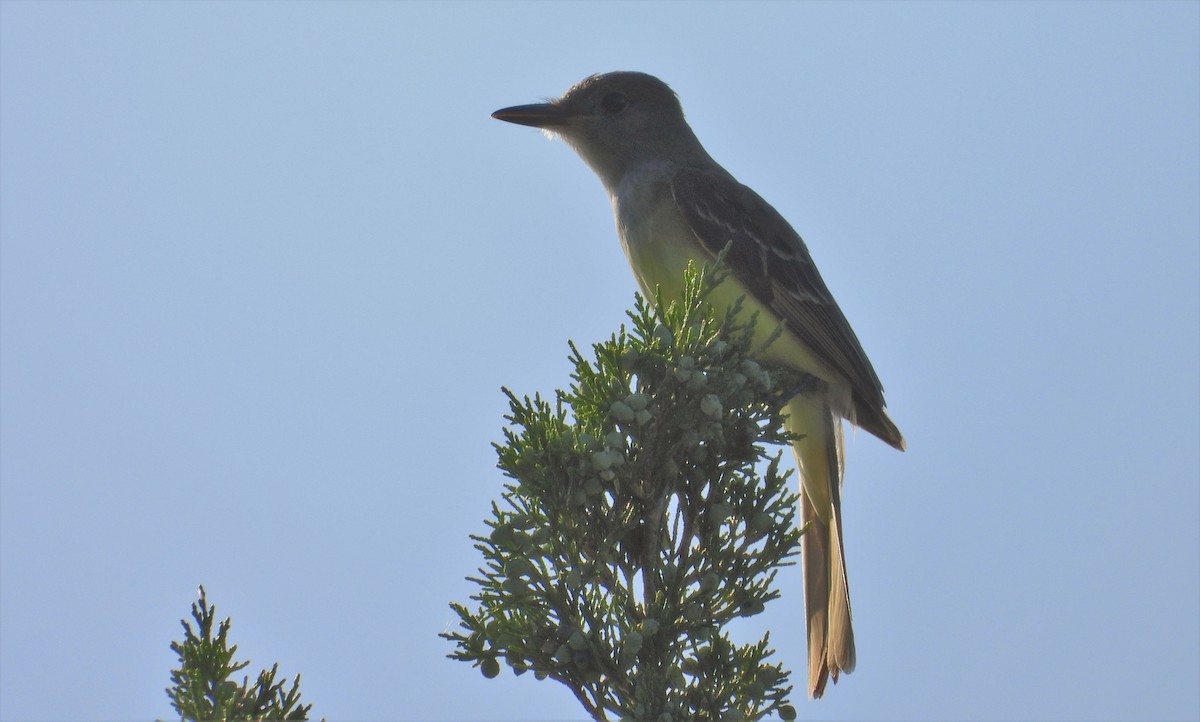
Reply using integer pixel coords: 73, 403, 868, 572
492, 71, 904, 699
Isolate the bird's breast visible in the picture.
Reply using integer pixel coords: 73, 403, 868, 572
613, 185, 703, 304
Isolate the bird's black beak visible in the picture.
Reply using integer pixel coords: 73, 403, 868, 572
491, 103, 572, 129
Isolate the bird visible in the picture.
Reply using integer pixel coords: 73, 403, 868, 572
491, 71, 904, 699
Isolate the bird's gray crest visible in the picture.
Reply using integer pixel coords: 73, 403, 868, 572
558, 71, 681, 105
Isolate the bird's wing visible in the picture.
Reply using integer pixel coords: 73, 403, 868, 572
671, 166, 902, 447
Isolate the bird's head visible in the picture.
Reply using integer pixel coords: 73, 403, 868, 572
492, 71, 707, 191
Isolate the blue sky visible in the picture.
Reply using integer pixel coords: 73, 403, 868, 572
2, 2, 1197, 720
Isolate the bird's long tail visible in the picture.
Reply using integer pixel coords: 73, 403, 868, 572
785, 396, 855, 699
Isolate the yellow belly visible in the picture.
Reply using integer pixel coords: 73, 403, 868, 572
619, 200, 851, 406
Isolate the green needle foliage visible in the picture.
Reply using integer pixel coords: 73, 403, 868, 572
443, 262, 805, 721
165, 586, 315, 721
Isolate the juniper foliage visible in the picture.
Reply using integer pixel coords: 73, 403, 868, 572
444, 263, 805, 721
165, 586, 315, 721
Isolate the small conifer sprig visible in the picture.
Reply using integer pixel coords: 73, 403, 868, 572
165, 586, 315, 721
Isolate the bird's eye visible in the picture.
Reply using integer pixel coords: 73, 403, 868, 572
600, 91, 628, 114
